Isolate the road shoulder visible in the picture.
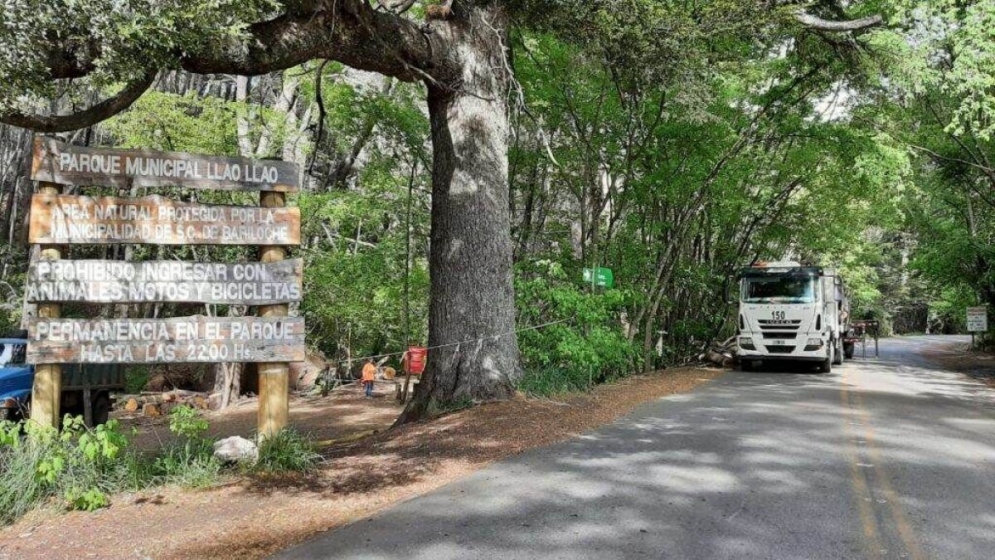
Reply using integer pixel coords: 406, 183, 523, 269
916, 337, 995, 387
0, 367, 724, 560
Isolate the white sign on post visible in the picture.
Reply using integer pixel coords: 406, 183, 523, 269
967, 307, 988, 332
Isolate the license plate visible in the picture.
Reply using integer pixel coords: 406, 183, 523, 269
772, 340, 788, 346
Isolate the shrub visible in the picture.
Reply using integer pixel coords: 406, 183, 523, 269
515, 261, 640, 396
252, 429, 321, 474
0, 417, 133, 523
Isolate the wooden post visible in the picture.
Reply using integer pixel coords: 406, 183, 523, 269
31, 181, 62, 429
257, 191, 289, 440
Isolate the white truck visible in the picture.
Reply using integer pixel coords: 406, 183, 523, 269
734, 262, 849, 372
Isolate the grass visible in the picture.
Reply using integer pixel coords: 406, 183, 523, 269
0, 418, 148, 523
516, 366, 599, 397
251, 429, 322, 474
0, 406, 323, 527
149, 441, 223, 488
0, 437, 52, 524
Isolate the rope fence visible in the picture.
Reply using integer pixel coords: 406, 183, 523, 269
319, 317, 575, 370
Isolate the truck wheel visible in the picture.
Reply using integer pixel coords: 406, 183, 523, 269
819, 352, 833, 373
91, 393, 111, 426
832, 341, 843, 366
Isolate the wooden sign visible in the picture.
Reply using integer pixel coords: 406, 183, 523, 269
29, 194, 301, 246
26, 259, 303, 305
31, 137, 300, 192
26, 316, 305, 364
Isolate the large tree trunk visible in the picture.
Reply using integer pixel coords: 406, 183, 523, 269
399, 6, 520, 422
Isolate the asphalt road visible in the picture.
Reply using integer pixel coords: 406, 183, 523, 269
277, 336, 995, 560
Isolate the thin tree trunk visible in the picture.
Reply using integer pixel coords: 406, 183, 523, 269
235, 76, 255, 157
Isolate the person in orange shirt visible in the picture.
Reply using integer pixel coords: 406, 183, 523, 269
361, 359, 376, 398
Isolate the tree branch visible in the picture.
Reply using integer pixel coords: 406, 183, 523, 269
0, 72, 156, 132
180, 1, 440, 82
795, 10, 883, 32
35, 1, 443, 104
10, 1, 447, 134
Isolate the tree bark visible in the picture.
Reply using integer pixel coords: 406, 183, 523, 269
399, 5, 520, 422
3, 0, 529, 421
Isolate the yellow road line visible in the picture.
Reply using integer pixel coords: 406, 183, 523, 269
840, 378, 886, 559
841, 367, 928, 560
853, 389, 928, 560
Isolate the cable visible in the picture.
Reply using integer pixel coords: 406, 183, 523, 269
322, 317, 574, 369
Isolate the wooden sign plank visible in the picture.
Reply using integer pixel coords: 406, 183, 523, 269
26, 259, 303, 305
26, 316, 305, 364
28, 194, 301, 246
31, 136, 300, 192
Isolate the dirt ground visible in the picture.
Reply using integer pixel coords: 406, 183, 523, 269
122, 383, 401, 453
920, 338, 995, 387
0, 367, 723, 560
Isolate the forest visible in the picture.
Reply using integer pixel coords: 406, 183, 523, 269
0, 0, 993, 413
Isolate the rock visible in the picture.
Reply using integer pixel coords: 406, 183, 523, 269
143, 403, 161, 417
207, 394, 222, 410
124, 398, 139, 412
213, 436, 259, 464
290, 349, 329, 391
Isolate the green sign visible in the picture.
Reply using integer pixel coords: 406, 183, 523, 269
583, 267, 615, 288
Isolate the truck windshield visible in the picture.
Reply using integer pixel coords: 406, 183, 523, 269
0, 341, 26, 366
742, 277, 817, 304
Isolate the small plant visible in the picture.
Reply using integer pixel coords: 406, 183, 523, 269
64, 487, 109, 511
169, 405, 209, 440
151, 406, 221, 487
77, 418, 128, 464
0, 420, 21, 447
252, 429, 321, 474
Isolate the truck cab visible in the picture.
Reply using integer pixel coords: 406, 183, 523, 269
735, 262, 848, 372
0, 334, 125, 425
0, 338, 33, 420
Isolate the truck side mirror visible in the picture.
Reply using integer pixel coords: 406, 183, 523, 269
725, 276, 736, 305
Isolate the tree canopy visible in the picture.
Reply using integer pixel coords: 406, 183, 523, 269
0, 0, 992, 417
